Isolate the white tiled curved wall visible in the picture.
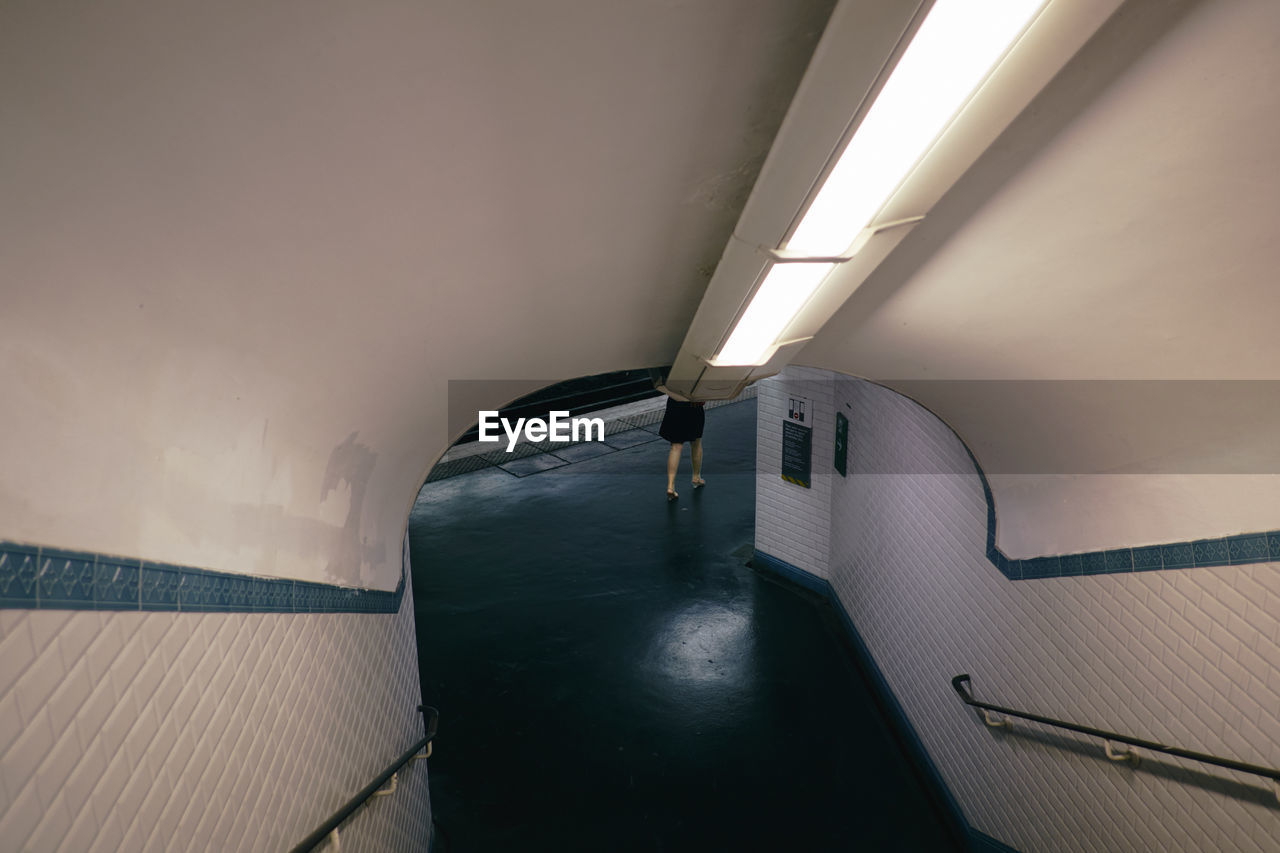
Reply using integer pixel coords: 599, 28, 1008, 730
756, 370, 1280, 852
0, 573, 430, 850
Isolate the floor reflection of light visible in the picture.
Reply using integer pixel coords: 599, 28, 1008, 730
647, 602, 754, 689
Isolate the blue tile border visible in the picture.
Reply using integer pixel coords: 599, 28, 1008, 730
1132, 546, 1163, 572
749, 551, 831, 597
38, 547, 97, 608
1103, 549, 1132, 574
948, 417, 1279, 583
753, 550, 1023, 853
1192, 538, 1229, 567
95, 558, 141, 610
0, 540, 404, 614
1228, 533, 1269, 564
0, 545, 40, 607
141, 563, 182, 611
982, 522, 1280, 582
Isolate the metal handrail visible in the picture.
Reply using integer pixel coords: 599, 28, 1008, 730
952, 675, 1280, 801
290, 705, 440, 853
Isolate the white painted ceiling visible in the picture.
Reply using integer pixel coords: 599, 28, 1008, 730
804, 0, 1280, 382
3, 0, 1275, 585
0, 0, 835, 587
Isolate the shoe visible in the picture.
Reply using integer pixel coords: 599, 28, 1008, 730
667, 489, 678, 501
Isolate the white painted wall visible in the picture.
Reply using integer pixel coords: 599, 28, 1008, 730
0, 570, 429, 851
757, 369, 1280, 852
988, 474, 1280, 559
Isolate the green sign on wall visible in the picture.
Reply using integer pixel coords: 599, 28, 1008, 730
834, 412, 848, 477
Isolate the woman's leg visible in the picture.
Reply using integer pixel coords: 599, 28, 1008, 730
666, 442, 683, 496
691, 439, 705, 486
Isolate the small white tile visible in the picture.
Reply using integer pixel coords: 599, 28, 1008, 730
129, 768, 171, 846
142, 716, 179, 781
106, 634, 147, 699
26, 792, 70, 851
121, 705, 160, 775
0, 779, 42, 849
1, 708, 53, 803
149, 667, 184, 721
130, 650, 166, 712
0, 610, 25, 639
26, 611, 74, 656
0, 692, 22, 758
45, 658, 92, 739
61, 740, 107, 819
55, 799, 101, 853
88, 749, 132, 830
0, 620, 36, 696
55, 612, 104, 674
90, 814, 130, 853
13, 641, 66, 726
136, 612, 176, 659
83, 622, 125, 687
34, 722, 83, 810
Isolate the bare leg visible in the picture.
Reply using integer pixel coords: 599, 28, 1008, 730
666, 442, 682, 497
691, 439, 705, 486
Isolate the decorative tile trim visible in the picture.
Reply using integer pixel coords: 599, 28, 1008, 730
753, 550, 1020, 853
0, 540, 404, 613
986, 516, 1280, 583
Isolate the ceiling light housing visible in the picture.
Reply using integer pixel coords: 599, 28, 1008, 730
664, 0, 1125, 399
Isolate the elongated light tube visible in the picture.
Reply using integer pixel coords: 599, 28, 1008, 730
712, 0, 1046, 366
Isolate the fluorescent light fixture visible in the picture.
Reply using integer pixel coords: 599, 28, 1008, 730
712, 0, 1046, 365
713, 262, 833, 366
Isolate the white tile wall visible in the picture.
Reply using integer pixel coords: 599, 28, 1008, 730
758, 371, 1280, 853
0, 563, 430, 851
755, 369, 836, 578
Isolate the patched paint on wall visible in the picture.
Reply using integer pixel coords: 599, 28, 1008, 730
320, 432, 386, 586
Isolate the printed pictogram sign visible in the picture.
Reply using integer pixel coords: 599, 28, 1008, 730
781, 395, 813, 488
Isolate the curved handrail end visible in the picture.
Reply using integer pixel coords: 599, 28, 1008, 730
420, 704, 440, 740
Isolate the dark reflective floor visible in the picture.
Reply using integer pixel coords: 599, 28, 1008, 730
409, 400, 957, 852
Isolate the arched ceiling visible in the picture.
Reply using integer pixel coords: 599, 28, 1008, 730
4, 0, 1275, 585
0, 0, 835, 587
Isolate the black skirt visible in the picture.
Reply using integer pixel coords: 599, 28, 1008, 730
658, 398, 705, 443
